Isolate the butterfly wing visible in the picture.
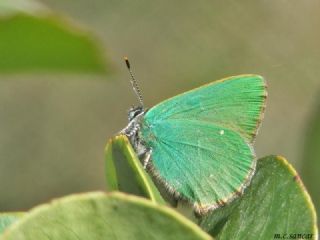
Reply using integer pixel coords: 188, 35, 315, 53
140, 75, 267, 212
144, 74, 266, 143
142, 119, 254, 213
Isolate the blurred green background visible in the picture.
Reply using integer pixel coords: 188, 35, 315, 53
0, 0, 319, 219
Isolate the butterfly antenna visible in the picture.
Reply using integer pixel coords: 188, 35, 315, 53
124, 56, 144, 108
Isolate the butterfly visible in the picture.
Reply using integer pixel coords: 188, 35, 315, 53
121, 57, 267, 215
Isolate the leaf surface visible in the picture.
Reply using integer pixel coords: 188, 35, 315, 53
105, 135, 166, 205
0, 192, 212, 240
301, 98, 320, 227
200, 155, 318, 239
0, 213, 23, 235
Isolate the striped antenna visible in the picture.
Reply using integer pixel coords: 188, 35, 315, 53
124, 56, 144, 108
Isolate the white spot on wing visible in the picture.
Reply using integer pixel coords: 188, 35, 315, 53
219, 130, 224, 135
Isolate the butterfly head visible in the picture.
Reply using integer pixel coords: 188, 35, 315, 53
128, 105, 144, 122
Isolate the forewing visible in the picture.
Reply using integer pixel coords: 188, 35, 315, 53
144, 75, 266, 142
141, 119, 254, 212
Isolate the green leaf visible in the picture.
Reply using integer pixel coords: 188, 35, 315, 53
0, 213, 23, 235
105, 135, 166, 205
0, 9, 109, 73
200, 155, 318, 239
0, 192, 212, 240
301, 98, 320, 226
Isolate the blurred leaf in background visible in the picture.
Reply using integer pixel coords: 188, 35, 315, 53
0, 0, 108, 73
0, 0, 46, 15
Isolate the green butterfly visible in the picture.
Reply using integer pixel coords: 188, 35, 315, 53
121, 58, 267, 214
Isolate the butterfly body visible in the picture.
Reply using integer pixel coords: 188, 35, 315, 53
122, 74, 267, 214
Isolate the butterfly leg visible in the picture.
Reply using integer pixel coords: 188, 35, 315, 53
142, 149, 152, 169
